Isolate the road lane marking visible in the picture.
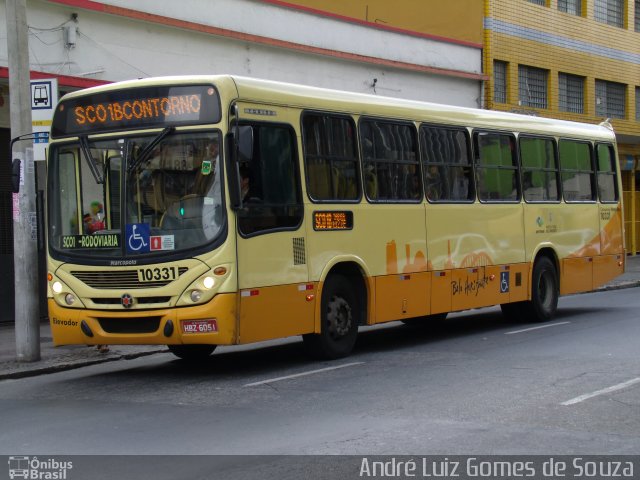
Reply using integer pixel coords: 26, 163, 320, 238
505, 321, 571, 335
244, 362, 365, 387
561, 377, 640, 406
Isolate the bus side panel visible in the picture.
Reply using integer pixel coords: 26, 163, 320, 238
430, 271, 451, 314
593, 254, 624, 289
238, 283, 316, 344
306, 203, 427, 324
599, 206, 624, 255
425, 204, 526, 271
374, 272, 430, 323
561, 257, 593, 294
503, 263, 530, 303
524, 203, 599, 295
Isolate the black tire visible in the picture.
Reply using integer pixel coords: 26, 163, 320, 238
401, 312, 448, 326
500, 301, 524, 321
521, 256, 558, 322
303, 275, 359, 359
168, 344, 216, 361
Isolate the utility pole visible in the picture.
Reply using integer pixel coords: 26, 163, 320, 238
7, 0, 40, 361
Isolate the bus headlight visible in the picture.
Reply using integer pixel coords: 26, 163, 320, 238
177, 265, 230, 307
65, 294, 76, 305
52, 281, 63, 294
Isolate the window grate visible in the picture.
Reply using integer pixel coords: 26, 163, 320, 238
594, 0, 623, 28
636, 0, 640, 31
559, 73, 584, 114
558, 0, 582, 15
519, 65, 548, 109
595, 80, 626, 119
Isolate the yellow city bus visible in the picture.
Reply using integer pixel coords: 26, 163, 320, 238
46, 75, 625, 360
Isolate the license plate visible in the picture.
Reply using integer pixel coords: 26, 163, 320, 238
181, 319, 218, 334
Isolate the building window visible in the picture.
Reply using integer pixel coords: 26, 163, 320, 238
559, 73, 584, 113
636, 0, 640, 32
519, 65, 548, 109
636, 87, 640, 120
558, 0, 582, 15
494, 61, 507, 104
527, 0, 546, 5
595, 80, 626, 119
594, 0, 624, 28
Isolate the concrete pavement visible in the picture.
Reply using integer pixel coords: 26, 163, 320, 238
1, 255, 639, 380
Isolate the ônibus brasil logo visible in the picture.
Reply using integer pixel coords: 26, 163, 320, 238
8, 456, 73, 479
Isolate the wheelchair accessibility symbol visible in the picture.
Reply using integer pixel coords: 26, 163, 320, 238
126, 223, 150, 253
500, 271, 510, 293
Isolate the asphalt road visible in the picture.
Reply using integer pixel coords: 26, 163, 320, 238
0, 288, 638, 463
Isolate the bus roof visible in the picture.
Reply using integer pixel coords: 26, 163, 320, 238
60, 74, 616, 142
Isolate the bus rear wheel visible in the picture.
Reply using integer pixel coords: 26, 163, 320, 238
508, 257, 558, 323
168, 344, 216, 361
303, 275, 359, 359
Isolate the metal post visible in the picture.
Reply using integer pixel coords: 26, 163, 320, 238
7, 0, 40, 361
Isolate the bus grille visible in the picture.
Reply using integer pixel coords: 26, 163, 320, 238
91, 297, 171, 305
97, 316, 162, 334
71, 268, 188, 289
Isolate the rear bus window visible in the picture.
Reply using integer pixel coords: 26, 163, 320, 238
596, 143, 618, 203
559, 140, 595, 202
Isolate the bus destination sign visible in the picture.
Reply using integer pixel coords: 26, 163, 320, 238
61, 234, 121, 249
51, 85, 221, 138
313, 211, 353, 231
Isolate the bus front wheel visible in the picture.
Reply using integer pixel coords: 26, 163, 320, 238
168, 344, 216, 361
303, 275, 359, 359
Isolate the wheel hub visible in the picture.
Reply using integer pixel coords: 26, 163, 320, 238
327, 295, 352, 338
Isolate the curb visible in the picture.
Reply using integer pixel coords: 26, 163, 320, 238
0, 349, 166, 381
594, 280, 640, 293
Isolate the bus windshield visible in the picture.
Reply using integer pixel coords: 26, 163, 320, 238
48, 130, 224, 261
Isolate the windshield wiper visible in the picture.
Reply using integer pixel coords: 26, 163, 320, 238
79, 135, 104, 184
127, 126, 175, 174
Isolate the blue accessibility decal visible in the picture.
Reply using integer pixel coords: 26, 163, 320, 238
126, 223, 150, 253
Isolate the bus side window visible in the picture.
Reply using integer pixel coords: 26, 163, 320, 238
420, 125, 474, 203
475, 132, 519, 202
520, 136, 560, 202
559, 140, 595, 202
360, 119, 420, 202
596, 143, 618, 203
302, 113, 360, 202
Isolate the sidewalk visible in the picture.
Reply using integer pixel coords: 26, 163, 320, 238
1, 255, 640, 380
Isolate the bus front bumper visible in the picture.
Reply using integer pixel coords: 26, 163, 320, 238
48, 293, 238, 346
